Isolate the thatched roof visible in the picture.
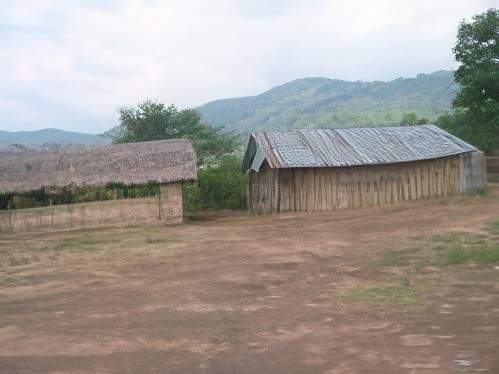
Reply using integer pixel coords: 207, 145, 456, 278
243, 125, 477, 172
0, 139, 197, 193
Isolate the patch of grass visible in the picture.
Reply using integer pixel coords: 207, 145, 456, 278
488, 220, 499, 234
445, 245, 499, 265
381, 232, 498, 272
344, 284, 422, 306
433, 232, 499, 266
432, 232, 489, 245
51, 235, 117, 252
382, 248, 421, 266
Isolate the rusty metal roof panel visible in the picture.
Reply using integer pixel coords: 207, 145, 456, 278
242, 125, 477, 172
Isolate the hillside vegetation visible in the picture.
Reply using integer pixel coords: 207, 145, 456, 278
197, 70, 458, 132
0, 128, 111, 149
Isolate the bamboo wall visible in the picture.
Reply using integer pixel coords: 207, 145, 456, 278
0, 182, 184, 233
248, 156, 462, 213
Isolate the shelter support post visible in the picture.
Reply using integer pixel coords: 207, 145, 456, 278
158, 182, 184, 224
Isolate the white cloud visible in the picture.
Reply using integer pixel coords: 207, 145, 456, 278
0, 0, 495, 132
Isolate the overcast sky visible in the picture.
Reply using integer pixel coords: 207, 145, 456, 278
0, 0, 495, 133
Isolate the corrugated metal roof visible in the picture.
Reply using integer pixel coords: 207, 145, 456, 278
242, 125, 477, 172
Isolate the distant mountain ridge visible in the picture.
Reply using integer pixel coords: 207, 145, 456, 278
197, 70, 458, 132
0, 128, 111, 149
0, 71, 458, 146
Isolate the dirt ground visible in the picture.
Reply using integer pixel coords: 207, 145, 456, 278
1, 187, 499, 374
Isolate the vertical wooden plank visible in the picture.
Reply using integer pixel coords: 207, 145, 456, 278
393, 174, 400, 204
386, 174, 392, 204
331, 169, 338, 209
271, 168, 279, 213
429, 162, 435, 197
337, 171, 347, 208
322, 168, 333, 210
444, 158, 450, 195
368, 179, 375, 207
429, 161, 435, 197
452, 156, 459, 193
279, 169, 292, 212
314, 169, 324, 210
294, 169, 304, 211
290, 169, 296, 212
412, 163, 417, 199
380, 170, 386, 205
422, 163, 428, 197
305, 169, 315, 211
436, 159, 442, 196
403, 170, 409, 201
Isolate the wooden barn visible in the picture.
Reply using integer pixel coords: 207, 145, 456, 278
0, 139, 197, 232
242, 125, 486, 214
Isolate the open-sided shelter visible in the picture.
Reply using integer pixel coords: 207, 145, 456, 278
0, 139, 197, 231
242, 125, 486, 214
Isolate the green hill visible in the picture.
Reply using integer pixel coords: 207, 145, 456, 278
197, 70, 458, 132
0, 128, 111, 149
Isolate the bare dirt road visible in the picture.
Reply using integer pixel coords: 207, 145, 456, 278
1, 187, 499, 373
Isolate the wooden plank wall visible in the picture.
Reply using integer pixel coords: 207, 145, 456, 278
248, 156, 461, 213
248, 163, 279, 213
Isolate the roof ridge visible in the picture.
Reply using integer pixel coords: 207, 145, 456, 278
256, 124, 436, 135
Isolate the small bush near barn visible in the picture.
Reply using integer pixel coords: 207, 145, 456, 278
183, 155, 247, 212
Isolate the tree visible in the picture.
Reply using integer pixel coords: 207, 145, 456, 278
183, 155, 247, 212
438, 8, 499, 154
453, 8, 498, 112
415, 117, 429, 125
400, 112, 418, 125
108, 100, 240, 163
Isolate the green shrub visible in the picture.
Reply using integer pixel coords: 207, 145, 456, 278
184, 155, 246, 212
